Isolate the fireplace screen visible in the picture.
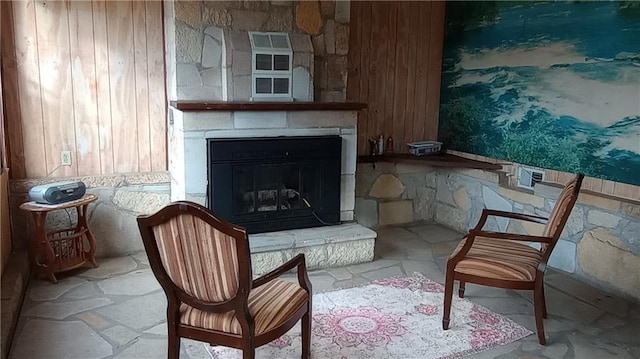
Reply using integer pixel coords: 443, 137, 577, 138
233, 163, 319, 214
208, 136, 341, 234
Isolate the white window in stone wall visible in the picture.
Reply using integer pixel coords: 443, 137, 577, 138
249, 32, 293, 101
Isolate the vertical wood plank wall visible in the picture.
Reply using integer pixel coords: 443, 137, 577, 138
0, 64, 10, 276
1, 0, 166, 179
0, 172, 10, 276
347, 1, 446, 156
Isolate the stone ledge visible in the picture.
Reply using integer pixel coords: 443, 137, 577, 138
249, 223, 376, 275
9, 172, 170, 193
498, 186, 545, 208
249, 223, 376, 253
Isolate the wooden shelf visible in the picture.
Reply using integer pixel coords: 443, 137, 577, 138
357, 153, 502, 170
170, 101, 367, 112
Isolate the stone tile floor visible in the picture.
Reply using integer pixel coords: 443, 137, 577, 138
9, 223, 640, 359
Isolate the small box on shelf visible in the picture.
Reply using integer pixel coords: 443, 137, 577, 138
407, 141, 442, 156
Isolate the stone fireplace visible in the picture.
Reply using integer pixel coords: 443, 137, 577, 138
164, 1, 374, 274
168, 104, 375, 274
169, 107, 360, 218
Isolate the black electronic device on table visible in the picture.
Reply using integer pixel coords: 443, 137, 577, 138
28, 181, 87, 204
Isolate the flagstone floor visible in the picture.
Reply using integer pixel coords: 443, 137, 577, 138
8, 223, 640, 359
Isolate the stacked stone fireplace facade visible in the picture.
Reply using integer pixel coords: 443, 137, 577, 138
165, 1, 351, 103
163, 2, 377, 274
169, 109, 358, 223
164, 0, 358, 219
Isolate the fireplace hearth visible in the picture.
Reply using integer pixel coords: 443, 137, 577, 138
208, 136, 342, 233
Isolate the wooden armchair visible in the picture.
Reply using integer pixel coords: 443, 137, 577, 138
442, 173, 584, 345
137, 201, 312, 359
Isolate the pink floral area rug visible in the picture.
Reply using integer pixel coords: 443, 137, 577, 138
207, 274, 532, 359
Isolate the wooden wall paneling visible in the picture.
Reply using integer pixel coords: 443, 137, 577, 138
4, 0, 165, 179
0, 1, 27, 178
0, 60, 4, 169
601, 179, 616, 196
347, 1, 447, 154
11, 1, 47, 178
133, 1, 151, 173
368, 2, 389, 143
382, 2, 398, 142
424, 1, 445, 140
544, 169, 559, 183
346, 1, 361, 101
0, 66, 9, 275
556, 171, 575, 186
391, 2, 409, 154
357, 2, 372, 155
145, 1, 167, 172
410, 2, 432, 144
401, 2, 419, 154
36, 0, 77, 178
613, 182, 640, 200
68, 1, 101, 176
347, 1, 363, 153
106, 1, 138, 173
0, 173, 10, 276
92, 0, 114, 174
582, 177, 603, 193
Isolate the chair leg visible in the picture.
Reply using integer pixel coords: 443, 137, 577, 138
534, 282, 547, 345
302, 305, 312, 358
442, 268, 455, 330
541, 283, 548, 319
458, 281, 466, 298
243, 348, 255, 359
167, 330, 180, 359
167, 306, 180, 359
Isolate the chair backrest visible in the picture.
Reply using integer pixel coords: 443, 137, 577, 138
541, 173, 584, 257
137, 201, 252, 304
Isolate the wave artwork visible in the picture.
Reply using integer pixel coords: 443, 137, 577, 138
438, 1, 640, 186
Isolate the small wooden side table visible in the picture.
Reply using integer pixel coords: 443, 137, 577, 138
20, 193, 99, 283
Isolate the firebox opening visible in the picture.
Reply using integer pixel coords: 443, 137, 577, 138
208, 136, 342, 234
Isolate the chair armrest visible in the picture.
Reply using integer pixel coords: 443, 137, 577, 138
252, 254, 312, 293
470, 229, 553, 244
473, 208, 548, 232
485, 209, 548, 223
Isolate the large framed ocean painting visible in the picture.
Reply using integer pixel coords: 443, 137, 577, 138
438, 1, 640, 186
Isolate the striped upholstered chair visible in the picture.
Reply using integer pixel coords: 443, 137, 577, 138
137, 201, 312, 359
442, 173, 584, 345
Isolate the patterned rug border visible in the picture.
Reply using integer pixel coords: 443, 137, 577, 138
319, 272, 435, 292
370, 273, 532, 359
207, 273, 533, 359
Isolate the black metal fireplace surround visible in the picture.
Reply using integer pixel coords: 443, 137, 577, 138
208, 136, 342, 234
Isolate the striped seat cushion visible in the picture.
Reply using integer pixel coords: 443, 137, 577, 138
180, 279, 308, 335
451, 236, 543, 281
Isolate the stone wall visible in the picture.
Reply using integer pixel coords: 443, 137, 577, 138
355, 162, 437, 228
354, 164, 640, 302
167, 0, 350, 102
9, 173, 171, 258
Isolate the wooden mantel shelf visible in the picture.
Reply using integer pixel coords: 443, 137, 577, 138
358, 153, 502, 170
170, 101, 367, 112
